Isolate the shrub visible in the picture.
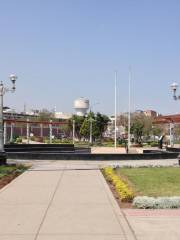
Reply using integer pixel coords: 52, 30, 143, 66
15, 137, 22, 143
34, 137, 43, 142
150, 142, 159, 147
30, 136, 35, 141
131, 143, 143, 147
103, 167, 134, 202
133, 196, 180, 209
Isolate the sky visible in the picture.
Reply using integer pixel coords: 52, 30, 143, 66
0, 0, 180, 116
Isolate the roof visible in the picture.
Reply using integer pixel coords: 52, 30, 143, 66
153, 114, 180, 124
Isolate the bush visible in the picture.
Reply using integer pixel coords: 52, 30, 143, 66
34, 137, 43, 143
150, 141, 159, 147
103, 167, 134, 202
15, 137, 22, 143
133, 196, 180, 209
131, 143, 143, 147
30, 136, 35, 141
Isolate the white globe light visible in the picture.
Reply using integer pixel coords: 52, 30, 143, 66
171, 82, 178, 91
9, 74, 17, 83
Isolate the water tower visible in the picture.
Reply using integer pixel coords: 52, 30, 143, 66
74, 97, 89, 116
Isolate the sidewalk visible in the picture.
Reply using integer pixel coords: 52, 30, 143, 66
1, 160, 180, 239
0, 162, 135, 240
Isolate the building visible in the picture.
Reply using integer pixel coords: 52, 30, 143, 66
144, 110, 157, 118
54, 112, 72, 120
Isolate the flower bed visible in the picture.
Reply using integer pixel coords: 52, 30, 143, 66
103, 167, 180, 209
103, 167, 134, 202
133, 196, 180, 209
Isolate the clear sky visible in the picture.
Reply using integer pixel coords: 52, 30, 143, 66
1, 0, 180, 115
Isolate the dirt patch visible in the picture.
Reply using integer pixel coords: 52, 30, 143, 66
107, 180, 133, 209
0, 173, 20, 190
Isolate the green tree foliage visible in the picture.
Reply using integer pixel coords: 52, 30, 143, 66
79, 112, 110, 142
95, 112, 110, 139
70, 115, 85, 140
151, 125, 163, 138
59, 122, 72, 138
131, 114, 152, 143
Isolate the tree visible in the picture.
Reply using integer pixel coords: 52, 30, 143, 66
131, 113, 152, 143
59, 122, 72, 138
80, 112, 110, 142
117, 114, 128, 127
95, 112, 110, 140
151, 125, 163, 139
80, 112, 96, 140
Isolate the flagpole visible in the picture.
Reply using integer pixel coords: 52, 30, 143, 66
128, 67, 131, 150
114, 71, 117, 148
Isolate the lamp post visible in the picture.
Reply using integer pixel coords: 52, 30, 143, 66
49, 120, 52, 144
72, 119, 75, 144
0, 74, 17, 161
89, 102, 100, 113
89, 117, 96, 145
170, 82, 180, 147
171, 82, 180, 100
89, 102, 99, 145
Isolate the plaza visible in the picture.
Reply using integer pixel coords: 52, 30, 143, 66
0, 159, 178, 240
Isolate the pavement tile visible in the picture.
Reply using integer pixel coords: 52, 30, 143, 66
37, 234, 126, 240
53, 183, 109, 204
0, 186, 55, 205
12, 171, 61, 187
126, 216, 180, 237
0, 204, 47, 234
0, 235, 35, 240
39, 203, 123, 235
136, 233, 180, 240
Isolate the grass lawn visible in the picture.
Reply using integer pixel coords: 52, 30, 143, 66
0, 164, 28, 189
115, 167, 180, 197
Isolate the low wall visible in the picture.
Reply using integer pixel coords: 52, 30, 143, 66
166, 147, 180, 153
7, 152, 179, 160
0, 152, 7, 165
5, 144, 75, 152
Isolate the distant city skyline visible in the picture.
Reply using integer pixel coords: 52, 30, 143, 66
1, 0, 180, 115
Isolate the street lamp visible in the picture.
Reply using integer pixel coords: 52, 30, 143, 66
170, 82, 180, 147
72, 119, 75, 144
89, 102, 100, 113
171, 82, 180, 100
89, 117, 96, 144
0, 74, 17, 160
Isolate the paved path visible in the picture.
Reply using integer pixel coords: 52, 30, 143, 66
123, 209, 180, 240
0, 162, 136, 240
1, 160, 180, 239
8, 158, 179, 170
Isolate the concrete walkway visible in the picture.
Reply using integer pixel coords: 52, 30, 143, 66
0, 162, 136, 240
1, 160, 180, 239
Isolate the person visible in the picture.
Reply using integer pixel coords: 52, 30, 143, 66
125, 140, 129, 154
159, 135, 165, 149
